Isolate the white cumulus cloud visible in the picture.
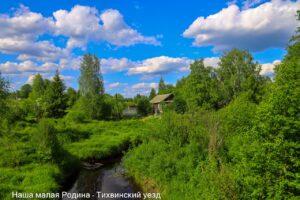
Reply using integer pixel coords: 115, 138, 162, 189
128, 56, 192, 75
52, 6, 160, 49
0, 60, 58, 74
183, 0, 300, 51
260, 60, 281, 76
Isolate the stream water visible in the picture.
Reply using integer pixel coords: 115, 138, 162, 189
62, 161, 140, 200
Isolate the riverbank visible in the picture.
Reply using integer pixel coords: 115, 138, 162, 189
0, 118, 157, 200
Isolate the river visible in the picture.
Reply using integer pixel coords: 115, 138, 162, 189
62, 161, 140, 200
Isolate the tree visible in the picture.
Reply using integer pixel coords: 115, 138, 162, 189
137, 96, 151, 116
217, 49, 263, 104
111, 94, 125, 119
79, 54, 104, 96
158, 77, 166, 94
241, 15, 300, 198
149, 88, 156, 100
0, 72, 9, 121
43, 70, 67, 118
173, 96, 187, 114
29, 74, 45, 100
66, 87, 78, 108
17, 84, 32, 99
183, 60, 220, 109
35, 119, 61, 162
29, 74, 46, 119
76, 54, 106, 119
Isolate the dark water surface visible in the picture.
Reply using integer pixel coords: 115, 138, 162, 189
63, 162, 140, 200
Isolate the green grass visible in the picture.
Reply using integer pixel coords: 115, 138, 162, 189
64, 119, 156, 160
0, 117, 157, 200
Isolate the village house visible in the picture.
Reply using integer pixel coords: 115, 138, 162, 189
150, 93, 174, 114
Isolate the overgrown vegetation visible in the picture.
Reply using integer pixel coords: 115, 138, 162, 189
0, 11, 298, 200
123, 14, 300, 199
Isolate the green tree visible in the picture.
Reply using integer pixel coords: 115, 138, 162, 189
77, 54, 105, 119
158, 77, 166, 94
241, 15, 300, 198
0, 72, 9, 124
43, 70, 67, 118
137, 96, 151, 116
149, 88, 156, 100
29, 74, 46, 119
79, 54, 104, 96
111, 94, 125, 119
158, 77, 174, 94
217, 49, 263, 104
17, 84, 32, 99
173, 96, 187, 114
66, 87, 78, 108
29, 74, 45, 100
35, 119, 61, 162
184, 60, 220, 109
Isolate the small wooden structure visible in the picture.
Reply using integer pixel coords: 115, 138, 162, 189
150, 93, 174, 114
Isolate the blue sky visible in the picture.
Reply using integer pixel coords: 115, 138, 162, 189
0, 0, 299, 96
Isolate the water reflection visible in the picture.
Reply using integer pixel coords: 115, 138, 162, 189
63, 162, 140, 200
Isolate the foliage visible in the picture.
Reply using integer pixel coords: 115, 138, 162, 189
217, 49, 265, 104
172, 95, 187, 114
158, 77, 174, 94
79, 54, 104, 96
66, 87, 78, 108
0, 72, 9, 122
182, 60, 220, 109
34, 119, 61, 162
43, 70, 67, 118
239, 33, 300, 199
149, 88, 156, 100
136, 96, 151, 116
17, 84, 32, 99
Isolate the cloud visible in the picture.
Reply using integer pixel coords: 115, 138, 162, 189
203, 57, 220, 68
0, 6, 67, 62
101, 57, 135, 73
260, 60, 281, 76
183, 0, 300, 52
0, 60, 58, 74
128, 56, 192, 75
108, 82, 122, 89
0, 5, 160, 64
124, 82, 158, 97
52, 6, 160, 49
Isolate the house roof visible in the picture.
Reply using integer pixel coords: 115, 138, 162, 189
150, 93, 173, 104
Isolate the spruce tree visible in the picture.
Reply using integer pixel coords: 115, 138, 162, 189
149, 88, 156, 100
158, 77, 166, 94
43, 70, 67, 118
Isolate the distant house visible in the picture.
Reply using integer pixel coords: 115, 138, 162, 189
122, 105, 138, 117
150, 93, 174, 114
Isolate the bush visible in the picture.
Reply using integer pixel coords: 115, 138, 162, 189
34, 119, 61, 163
173, 96, 187, 114
65, 110, 87, 123
137, 96, 151, 116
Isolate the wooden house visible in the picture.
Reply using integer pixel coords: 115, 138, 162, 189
150, 93, 174, 114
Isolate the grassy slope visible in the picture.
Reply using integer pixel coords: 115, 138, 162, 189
0, 118, 156, 200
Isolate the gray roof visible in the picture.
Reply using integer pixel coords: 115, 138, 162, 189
150, 93, 173, 104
